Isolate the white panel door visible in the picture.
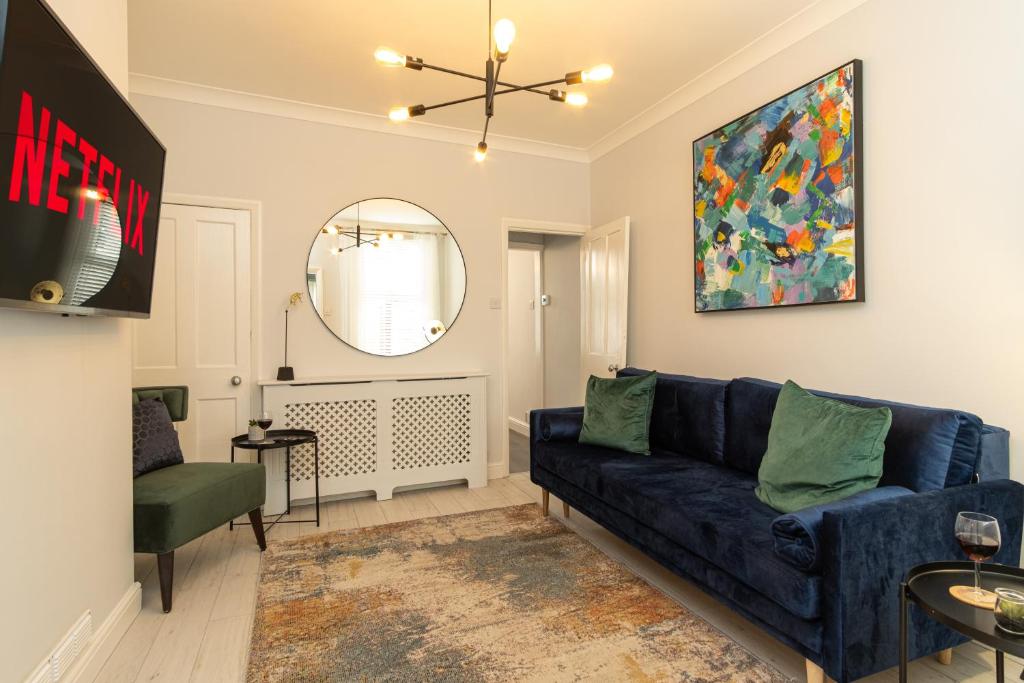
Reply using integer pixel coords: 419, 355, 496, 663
581, 217, 630, 385
132, 203, 252, 463
507, 245, 544, 434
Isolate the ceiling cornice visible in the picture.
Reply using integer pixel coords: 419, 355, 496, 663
128, 0, 868, 166
128, 73, 591, 163
587, 0, 870, 160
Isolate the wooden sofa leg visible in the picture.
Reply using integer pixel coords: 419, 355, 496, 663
157, 551, 174, 613
936, 648, 953, 665
542, 489, 549, 516
249, 508, 267, 551
562, 501, 570, 518
805, 659, 824, 683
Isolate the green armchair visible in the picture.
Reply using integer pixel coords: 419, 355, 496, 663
132, 386, 266, 613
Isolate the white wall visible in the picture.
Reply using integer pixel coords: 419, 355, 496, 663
507, 246, 543, 428
591, 0, 1024, 476
0, 1, 135, 680
541, 234, 582, 408
128, 94, 590, 467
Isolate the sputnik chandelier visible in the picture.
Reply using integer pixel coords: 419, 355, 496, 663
375, 0, 613, 161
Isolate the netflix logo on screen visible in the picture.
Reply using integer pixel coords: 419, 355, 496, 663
7, 90, 150, 256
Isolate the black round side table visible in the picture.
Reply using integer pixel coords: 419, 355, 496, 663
229, 428, 320, 532
901, 561, 1024, 682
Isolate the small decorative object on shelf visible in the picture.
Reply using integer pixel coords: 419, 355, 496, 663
277, 291, 302, 381
994, 589, 1024, 635
247, 420, 264, 442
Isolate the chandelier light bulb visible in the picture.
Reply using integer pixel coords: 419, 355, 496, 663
329, 246, 341, 256
582, 64, 614, 83
493, 19, 516, 55
374, 47, 406, 67
323, 224, 339, 235
388, 106, 411, 122
582, 64, 613, 83
565, 91, 589, 107
474, 141, 488, 162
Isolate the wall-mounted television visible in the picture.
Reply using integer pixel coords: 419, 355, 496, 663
0, 0, 166, 318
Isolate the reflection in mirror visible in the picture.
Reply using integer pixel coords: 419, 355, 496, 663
307, 198, 466, 356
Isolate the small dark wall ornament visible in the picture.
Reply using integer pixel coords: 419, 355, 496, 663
276, 292, 301, 381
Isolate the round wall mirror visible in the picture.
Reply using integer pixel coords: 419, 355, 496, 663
307, 198, 466, 356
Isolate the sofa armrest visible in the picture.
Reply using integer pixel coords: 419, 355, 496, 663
819, 479, 1024, 682
529, 407, 584, 444
771, 486, 914, 572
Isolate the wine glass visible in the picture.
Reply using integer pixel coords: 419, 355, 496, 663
256, 410, 273, 433
955, 511, 1001, 601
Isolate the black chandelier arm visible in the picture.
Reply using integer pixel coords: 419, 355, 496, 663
423, 93, 490, 112
419, 61, 488, 83
421, 77, 570, 114
481, 114, 491, 145
418, 59, 567, 99
493, 77, 567, 96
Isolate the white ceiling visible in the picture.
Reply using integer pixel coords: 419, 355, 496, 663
127, 0, 827, 151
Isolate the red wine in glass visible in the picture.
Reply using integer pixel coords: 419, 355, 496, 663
957, 536, 1000, 562
257, 410, 273, 432
955, 511, 1001, 600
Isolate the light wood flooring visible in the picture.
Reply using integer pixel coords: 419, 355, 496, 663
96, 473, 1021, 682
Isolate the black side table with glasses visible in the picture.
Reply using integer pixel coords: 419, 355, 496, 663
229, 429, 320, 533
901, 562, 1024, 682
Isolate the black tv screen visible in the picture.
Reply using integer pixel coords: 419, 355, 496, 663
0, 0, 165, 318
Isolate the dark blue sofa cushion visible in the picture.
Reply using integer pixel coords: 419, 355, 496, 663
770, 486, 914, 571
617, 368, 728, 465
533, 441, 822, 620
724, 377, 983, 492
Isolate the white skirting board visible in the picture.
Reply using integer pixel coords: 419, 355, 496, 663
24, 582, 141, 683
259, 373, 488, 508
507, 416, 530, 437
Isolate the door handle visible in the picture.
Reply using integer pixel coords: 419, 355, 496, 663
231, 375, 242, 386
607, 364, 619, 374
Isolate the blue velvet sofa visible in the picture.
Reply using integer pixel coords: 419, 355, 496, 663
529, 369, 1023, 682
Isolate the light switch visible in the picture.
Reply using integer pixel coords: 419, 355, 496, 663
540, 294, 551, 306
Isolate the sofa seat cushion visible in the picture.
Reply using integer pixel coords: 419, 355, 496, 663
134, 462, 265, 554
533, 442, 822, 620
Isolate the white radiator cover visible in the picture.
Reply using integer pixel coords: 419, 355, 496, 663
260, 372, 488, 502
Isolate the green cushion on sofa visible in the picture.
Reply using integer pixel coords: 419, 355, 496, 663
579, 370, 657, 455
755, 380, 892, 513
133, 462, 265, 553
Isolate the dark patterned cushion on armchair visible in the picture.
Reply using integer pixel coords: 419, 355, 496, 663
132, 399, 184, 478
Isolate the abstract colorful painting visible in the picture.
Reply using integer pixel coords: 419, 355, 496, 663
693, 60, 862, 312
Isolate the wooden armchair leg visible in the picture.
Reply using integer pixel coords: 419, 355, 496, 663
542, 489, 549, 516
936, 648, 952, 665
157, 551, 174, 613
562, 501, 570, 518
249, 508, 267, 551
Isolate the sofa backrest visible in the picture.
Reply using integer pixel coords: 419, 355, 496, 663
617, 368, 728, 464
724, 377, 984, 492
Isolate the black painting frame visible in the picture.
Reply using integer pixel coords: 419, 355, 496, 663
692, 59, 863, 314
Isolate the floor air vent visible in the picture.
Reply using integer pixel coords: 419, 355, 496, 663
38, 611, 92, 681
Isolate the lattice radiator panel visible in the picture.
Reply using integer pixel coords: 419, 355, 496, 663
392, 394, 472, 470
262, 374, 486, 504
284, 399, 377, 480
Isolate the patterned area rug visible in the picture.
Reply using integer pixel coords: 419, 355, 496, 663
247, 504, 790, 682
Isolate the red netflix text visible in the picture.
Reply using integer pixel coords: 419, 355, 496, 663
7, 90, 149, 256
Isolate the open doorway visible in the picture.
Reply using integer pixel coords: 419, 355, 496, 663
499, 216, 632, 478
504, 226, 585, 474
